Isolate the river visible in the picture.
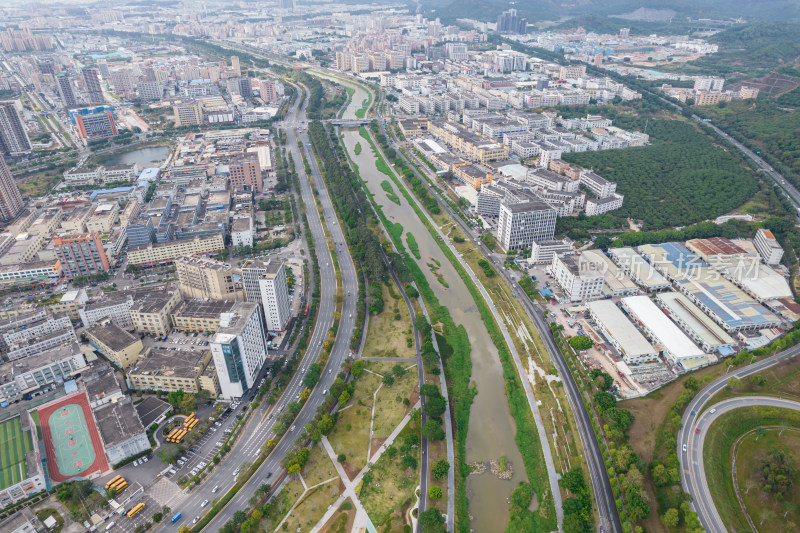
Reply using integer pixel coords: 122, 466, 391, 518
341, 120, 526, 531
102, 145, 170, 168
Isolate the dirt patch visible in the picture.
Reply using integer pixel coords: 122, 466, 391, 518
319, 500, 355, 533
341, 461, 360, 482
370, 437, 387, 455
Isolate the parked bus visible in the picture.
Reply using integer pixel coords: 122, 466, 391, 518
171, 513, 182, 524
186, 419, 199, 431
183, 413, 196, 427
105, 475, 123, 490
166, 428, 181, 442
112, 481, 128, 494
126, 503, 145, 518
108, 477, 126, 492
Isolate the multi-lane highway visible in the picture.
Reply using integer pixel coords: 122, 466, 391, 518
682, 396, 800, 533
148, 81, 359, 532
678, 343, 800, 532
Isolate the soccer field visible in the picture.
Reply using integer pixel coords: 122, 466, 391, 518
47, 404, 96, 478
0, 417, 33, 490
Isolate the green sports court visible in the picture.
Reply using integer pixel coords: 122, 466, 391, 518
0, 416, 33, 490
38, 392, 110, 483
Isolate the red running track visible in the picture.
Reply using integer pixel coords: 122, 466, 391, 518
36, 391, 110, 483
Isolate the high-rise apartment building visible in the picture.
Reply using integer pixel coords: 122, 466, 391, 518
81, 68, 104, 104
110, 70, 134, 96
209, 302, 268, 399
0, 101, 32, 156
226, 77, 252, 98
0, 154, 23, 221
229, 154, 261, 193
56, 74, 77, 108
230, 56, 241, 77
74, 110, 118, 139
242, 259, 291, 332
53, 233, 110, 279
173, 100, 203, 127
496, 9, 527, 34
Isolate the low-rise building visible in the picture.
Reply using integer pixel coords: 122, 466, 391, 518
130, 291, 181, 337
171, 299, 235, 333
176, 256, 243, 301
581, 249, 638, 296
231, 216, 254, 248
127, 234, 225, 266
127, 347, 216, 394
85, 322, 143, 369
530, 239, 573, 264
94, 397, 150, 465
586, 300, 659, 365
0, 343, 86, 403
585, 193, 624, 216
655, 292, 735, 355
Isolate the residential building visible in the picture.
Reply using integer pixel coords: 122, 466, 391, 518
579, 170, 616, 198
0, 311, 72, 354
231, 216, 254, 248
496, 194, 557, 251
585, 193, 624, 216
209, 302, 268, 399
229, 154, 261, 193
130, 292, 181, 337
53, 232, 109, 279
551, 253, 605, 302
126, 234, 225, 266
530, 239, 573, 264
85, 321, 143, 369
242, 259, 291, 332
226, 77, 252, 98
0, 233, 44, 265
81, 68, 104, 104
126, 215, 156, 247
86, 203, 119, 234
754, 228, 784, 266
0, 101, 32, 155
56, 74, 77, 108
176, 256, 243, 301
173, 100, 203, 127
0, 155, 23, 221
693, 77, 724, 92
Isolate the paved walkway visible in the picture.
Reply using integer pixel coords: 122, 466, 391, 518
361, 356, 417, 362
310, 401, 421, 533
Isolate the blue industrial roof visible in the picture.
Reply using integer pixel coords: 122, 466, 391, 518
90, 186, 134, 199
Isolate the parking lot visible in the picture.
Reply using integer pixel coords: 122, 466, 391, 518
141, 330, 214, 352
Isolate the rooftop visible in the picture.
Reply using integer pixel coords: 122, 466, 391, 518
587, 300, 656, 359
129, 346, 209, 377
94, 399, 145, 448
174, 299, 235, 319
621, 295, 705, 359
86, 322, 140, 352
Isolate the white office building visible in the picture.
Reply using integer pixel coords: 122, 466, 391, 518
551, 253, 605, 302
209, 302, 268, 400
242, 259, 291, 332
497, 195, 557, 251
753, 228, 784, 266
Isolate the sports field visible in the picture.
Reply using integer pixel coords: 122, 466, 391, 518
0, 416, 33, 490
38, 392, 109, 483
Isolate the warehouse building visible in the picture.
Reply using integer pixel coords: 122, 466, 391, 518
621, 295, 708, 370
655, 292, 735, 355
586, 300, 658, 365
608, 247, 670, 292
582, 250, 638, 297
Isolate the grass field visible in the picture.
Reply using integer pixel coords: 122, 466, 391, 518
0, 417, 32, 490
328, 371, 382, 472
704, 406, 800, 532
362, 284, 414, 359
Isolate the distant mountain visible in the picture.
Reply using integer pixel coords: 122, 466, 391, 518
428, 0, 800, 24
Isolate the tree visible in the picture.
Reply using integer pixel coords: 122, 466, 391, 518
423, 395, 447, 418
432, 459, 450, 480
158, 443, 184, 464
167, 389, 185, 407
594, 391, 617, 413
382, 374, 395, 386
422, 420, 445, 441
418, 509, 445, 528
660, 508, 679, 529
568, 335, 594, 351
351, 360, 365, 378
401, 454, 417, 469
338, 390, 350, 408
429, 486, 443, 499
337, 454, 346, 463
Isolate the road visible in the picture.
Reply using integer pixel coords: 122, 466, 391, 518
691, 114, 800, 209
678, 343, 800, 532
682, 396, 800, 533
147, 81, 359, 533
373, 92, 621, 533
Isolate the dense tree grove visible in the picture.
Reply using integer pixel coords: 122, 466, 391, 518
563, 120, 759, 229
307, 121, 387, 282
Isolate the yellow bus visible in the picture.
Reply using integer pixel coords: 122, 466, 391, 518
127, 503, 145, 518
110, 480, 127, 494
174, 429, 187, 442
166, 428, 181, 442
186, 419, 199, 431
184, 413, 195, 425
105, 475, 122, 490
109, 477, 126, 491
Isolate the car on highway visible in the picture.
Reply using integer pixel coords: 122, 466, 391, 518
201, 500, 209, 508
709, 408, 716, 414
695, 427, 700, 434
290, 425, 296, 432
212, 485, 219, 493
193, 516, 200, 524
682, 444, 687, 452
